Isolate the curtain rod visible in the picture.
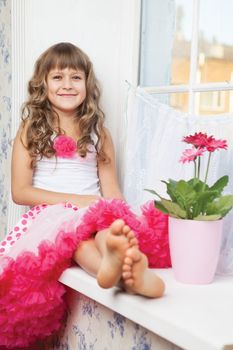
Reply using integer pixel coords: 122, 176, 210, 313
126, 81, 233, 94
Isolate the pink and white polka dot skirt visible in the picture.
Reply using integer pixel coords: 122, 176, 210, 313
0, 204, 48, 256
0, 199, 170, 349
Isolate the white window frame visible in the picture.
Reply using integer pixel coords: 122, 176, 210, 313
139, 0, 233, 115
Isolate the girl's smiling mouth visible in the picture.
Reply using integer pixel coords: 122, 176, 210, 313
57, 94, 78, 96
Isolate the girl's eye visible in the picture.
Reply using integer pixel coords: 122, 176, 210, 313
52, 75, 62, 80
72, 75, 81, 80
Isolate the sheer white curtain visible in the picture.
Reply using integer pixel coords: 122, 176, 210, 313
123, 86, 233, 275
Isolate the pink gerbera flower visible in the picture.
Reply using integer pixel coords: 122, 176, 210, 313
205, 138, 228, 152
182, 132, 209, 148
183, 132, 228, 152
53, 135, 77, 158
179, 146, 206, 163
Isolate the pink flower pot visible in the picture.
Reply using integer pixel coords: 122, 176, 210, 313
168, 217, 223, 284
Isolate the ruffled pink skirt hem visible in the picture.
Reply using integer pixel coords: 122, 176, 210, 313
0, 199, 170, 349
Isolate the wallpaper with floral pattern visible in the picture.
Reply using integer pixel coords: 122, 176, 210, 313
0, 0, 11, 239
52, 289, 182, 350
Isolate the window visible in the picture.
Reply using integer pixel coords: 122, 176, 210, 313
139, 0, 233, 115
199, 91, 226, 113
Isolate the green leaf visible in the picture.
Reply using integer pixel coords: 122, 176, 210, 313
144, 188, 163, 199
193, 190, 219, 217
173, 180, 197, 217
160, 199, 187, 219
154, 201, 169, 214
209, 175, 229, 196
188, 178, 209, 192
161, 179, 178, 202
206, 195, 233, 218
193, 214, 222, 221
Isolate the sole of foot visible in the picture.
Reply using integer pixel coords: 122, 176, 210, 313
122, 247, 165, 298
97, 219, 137, 289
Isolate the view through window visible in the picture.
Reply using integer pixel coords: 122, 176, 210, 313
140, 0, 233, 115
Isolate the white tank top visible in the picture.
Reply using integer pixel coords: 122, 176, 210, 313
32, 143, 101, 196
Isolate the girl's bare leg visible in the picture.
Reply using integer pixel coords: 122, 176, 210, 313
95, 219, 138, 289
73, 238, 102, 277
122, 248, 165, 298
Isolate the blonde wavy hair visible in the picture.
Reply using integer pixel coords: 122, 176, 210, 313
21, 42, 106, 167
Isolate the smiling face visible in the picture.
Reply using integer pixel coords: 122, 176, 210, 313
46, 67, 86, 117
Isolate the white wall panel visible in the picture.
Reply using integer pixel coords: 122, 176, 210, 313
8, 0, 140, 229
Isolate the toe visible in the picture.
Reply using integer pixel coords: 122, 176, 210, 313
126, 247, 141, 262
124, 256, 133, 265
126, 230, 135, 240
110, 219, 125, 235
122, 271, 132, 279
129, 237, 138, 247
122, 264, 131, 272
124, 278, 134, 287
122, 225, 131, 235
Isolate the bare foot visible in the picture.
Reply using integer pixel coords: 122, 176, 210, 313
97, 219, 138, 289
122, 248, 165, 298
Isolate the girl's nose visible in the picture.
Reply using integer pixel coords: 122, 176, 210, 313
62, 77, 72, 89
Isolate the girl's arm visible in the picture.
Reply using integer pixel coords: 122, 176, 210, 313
11, 125, 100, 207
98, 128, 124, 200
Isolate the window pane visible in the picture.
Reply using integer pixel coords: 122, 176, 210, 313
195, 91, 233, 115
171, 0, 192, 85
140, 0, 192, 87
150, 93, 189, 112
140, 0, 176, 86
198, 0, 233, 83
170, 92, 189, 112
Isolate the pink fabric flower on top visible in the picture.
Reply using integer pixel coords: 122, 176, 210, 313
53, 135, 77, 158
179, 146, 205, 163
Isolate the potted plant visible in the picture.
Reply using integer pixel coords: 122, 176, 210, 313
146, 132, 233, 284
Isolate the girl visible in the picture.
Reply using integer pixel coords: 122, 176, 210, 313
0, 42, 170, 349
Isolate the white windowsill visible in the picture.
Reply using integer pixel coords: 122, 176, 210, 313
59, 267, 233, 350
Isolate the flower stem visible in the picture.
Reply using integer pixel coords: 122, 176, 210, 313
197, 156, 201, 179
194, 159, 197, 178
204, 152, 212, 184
